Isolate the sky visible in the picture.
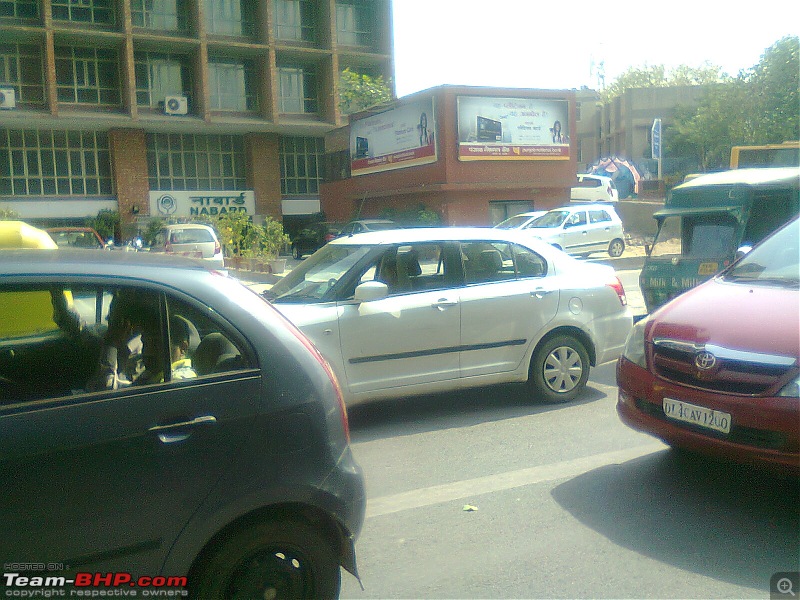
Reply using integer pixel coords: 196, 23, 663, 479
391, 0, 799, 97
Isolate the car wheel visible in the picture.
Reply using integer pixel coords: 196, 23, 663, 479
190, 520, 340, 600
529, 335, 590, 403
292, 245, 302, 260
608, 239, 625, 258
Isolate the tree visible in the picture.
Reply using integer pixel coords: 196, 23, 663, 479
339, 68, 393, 115
745, 35, 800, 143
86, 209, 120, 241
601, 63, 728, 102
666, 35, 799, 174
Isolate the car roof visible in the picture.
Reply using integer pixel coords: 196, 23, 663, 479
162, 223, 216, 229
675, 167, 800, 189
45, 226, 98, 232
547, 203, 618, 212
1, 248, 217, 279
328, 226, 566, 246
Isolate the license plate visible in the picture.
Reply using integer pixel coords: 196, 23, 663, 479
662, 398, 731, 434
698, 262, 719, 275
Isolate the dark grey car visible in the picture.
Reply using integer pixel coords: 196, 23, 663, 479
0, 250, 364, 599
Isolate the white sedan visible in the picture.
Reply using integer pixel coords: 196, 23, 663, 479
266, 228, 632, 406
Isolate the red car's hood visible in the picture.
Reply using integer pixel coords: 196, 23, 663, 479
649, 277, 799, 358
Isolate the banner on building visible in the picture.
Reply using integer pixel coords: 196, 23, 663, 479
149, 191, 255, 218
350, 98, 437, 176
456, 96, 570, 161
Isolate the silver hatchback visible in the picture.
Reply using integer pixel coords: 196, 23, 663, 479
151, 223, 225, 269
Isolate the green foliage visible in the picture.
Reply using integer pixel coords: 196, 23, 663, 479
746, 36, 800, 143
601, 63, 728, 102
666, 36, 799, 172
144, 217, 165, 246
0, 208, 20, 220
339, 68, 393, 115
86, 209, 120, 241
214, 212, 290, 259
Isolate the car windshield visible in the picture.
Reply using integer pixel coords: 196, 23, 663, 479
494, 215, 532, 229
530, 211, 568, 228
268, 244, 372, 303
723, 220, 799, 286
650, 214, 738, 259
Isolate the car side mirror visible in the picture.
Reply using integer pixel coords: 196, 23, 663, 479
735, 245, 753, 261
354, 281, 389, 303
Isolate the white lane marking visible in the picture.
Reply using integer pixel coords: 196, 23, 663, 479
366, 442, 666, 519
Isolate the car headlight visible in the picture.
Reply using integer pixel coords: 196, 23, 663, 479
621, 318, 648, 369
778, 375, 800, 397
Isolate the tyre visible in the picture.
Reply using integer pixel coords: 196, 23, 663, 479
292, 245, 302, 260
528, 335, 590, 403
608, 238, 625, 258
190, 520, 341, 600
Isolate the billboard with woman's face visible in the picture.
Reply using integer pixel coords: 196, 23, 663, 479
456, 96, 570, 161
350, 98, 437, 176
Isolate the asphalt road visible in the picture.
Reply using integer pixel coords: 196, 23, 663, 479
339, 372, 798, 599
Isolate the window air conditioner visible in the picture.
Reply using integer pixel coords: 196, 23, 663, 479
164, 95, 188, 115
0, 88, 16, 109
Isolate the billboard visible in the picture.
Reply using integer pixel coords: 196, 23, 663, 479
457, 96, 570, 161
350, 98, 437, 176
149, 190, 255, 218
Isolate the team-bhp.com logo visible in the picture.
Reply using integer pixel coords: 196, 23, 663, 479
3, 570, 188, 597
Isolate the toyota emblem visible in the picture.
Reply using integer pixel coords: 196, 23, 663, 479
695, 351, 717, 370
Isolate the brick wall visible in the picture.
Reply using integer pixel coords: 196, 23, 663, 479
109, 129, 149, 232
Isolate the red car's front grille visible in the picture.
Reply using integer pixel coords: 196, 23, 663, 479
651, 339, 795, 396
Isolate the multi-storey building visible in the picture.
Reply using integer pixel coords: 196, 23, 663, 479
0, 0, 392, 238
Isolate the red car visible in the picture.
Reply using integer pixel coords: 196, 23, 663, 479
617, 218, 799, 475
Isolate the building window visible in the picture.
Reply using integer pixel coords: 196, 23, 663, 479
55, 46, 120, 106
274, 0, 316, 42
208, 59, 258, 111
205, 0, 255, 37
0, 129, 113, 196
0, 43, 45, 104
278, 66, 318, 114
0, 0, 39, 19
52, 0, 114, 25
146, 133, 246, 191
336, 0, 375, 47
134, 52, 192, 108
131, 0, 187, 31
279, 136, 323, 195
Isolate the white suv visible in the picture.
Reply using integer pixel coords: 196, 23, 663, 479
571, 174, 619, 203
524, 204, 625, 257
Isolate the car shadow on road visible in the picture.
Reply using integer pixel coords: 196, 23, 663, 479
348, 383, 607, 443
551, 449, 799, 589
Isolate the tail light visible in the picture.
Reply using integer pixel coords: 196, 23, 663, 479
283, 320, 350, 442
214, 240, 221, 255
165, 243, 173, 253
607, 276, 627, 306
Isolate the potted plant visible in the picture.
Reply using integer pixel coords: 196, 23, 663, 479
214, 213, 290, 272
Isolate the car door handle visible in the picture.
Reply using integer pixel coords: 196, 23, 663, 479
531, 288, 553, 299
149, 415, 217, 444
432, 298, 458, 310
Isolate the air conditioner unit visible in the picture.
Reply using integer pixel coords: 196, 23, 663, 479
163, 95, 188, 115
0, 88, 16, 110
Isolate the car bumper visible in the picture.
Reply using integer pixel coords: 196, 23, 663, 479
616, 357, 800, 475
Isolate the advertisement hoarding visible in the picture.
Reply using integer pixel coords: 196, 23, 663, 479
350, 98, 437, 176
456, 96, 570, 161
149, 190, 255, 218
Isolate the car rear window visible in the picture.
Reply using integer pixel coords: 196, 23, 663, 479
575, 177, 601, 188
169, 229, 215, 244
